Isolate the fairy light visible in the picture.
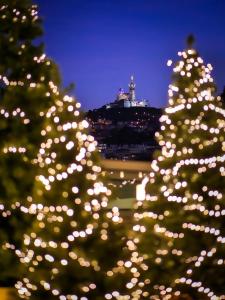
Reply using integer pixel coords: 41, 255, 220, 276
133, 43, 225, 299
0, 1, 57, 252
19, 93, 143, 296
1, 3, 143, 299
13, 31, 140, 300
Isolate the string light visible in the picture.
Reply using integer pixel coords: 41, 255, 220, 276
133, 44, 225, 299
16, 89, 143, 299
1, 3, 142, 299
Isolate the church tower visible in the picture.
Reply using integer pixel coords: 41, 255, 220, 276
128, 75, 136, 101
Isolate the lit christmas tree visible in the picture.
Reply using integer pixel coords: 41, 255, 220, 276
15, 89, 143, 299
0, 0, 61, 284
133, 37, 225, 299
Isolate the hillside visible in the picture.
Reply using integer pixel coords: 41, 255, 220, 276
87, 106, 161, 123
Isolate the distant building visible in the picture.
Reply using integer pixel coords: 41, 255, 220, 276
105, 76, 148, 109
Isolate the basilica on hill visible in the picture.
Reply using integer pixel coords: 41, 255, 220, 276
87, 76, 161, 160
105, 76, 149, 109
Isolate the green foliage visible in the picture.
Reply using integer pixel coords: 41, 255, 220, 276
0, 0, 61, 285
134, 42, 225, 299
16, 93, 139, 299
1, 1, 137, 297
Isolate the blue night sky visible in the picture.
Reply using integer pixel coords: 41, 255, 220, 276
36, 0, 225, 110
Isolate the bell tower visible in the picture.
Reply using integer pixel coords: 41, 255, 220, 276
128, 75, 136, 101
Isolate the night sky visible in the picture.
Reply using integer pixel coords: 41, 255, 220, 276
36, 0, 225, 110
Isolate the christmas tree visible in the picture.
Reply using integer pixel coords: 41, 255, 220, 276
0, 0, 61, 285
133, 37, 225, 299
15, 88, 143, 299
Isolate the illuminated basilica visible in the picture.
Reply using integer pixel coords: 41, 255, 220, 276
106, 76, 149, 108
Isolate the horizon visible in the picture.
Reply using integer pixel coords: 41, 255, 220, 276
36, 0, 225, 110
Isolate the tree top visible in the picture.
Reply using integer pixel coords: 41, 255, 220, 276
186, 34, 195, 48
